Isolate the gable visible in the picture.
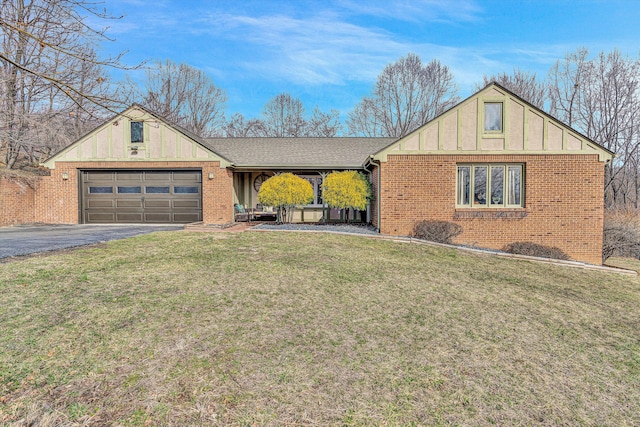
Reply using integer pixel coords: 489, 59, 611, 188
42, 106, 230, 169
373, 84, 614, 163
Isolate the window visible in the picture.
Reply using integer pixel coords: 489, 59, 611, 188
484, 102, 502, 132
117, 186, 141, 194
145, 186, 170, 194
131, 121, 143, 143
174, 186, 199, 194
456, 164, 523, 208
89, 186, 113, 194
302, 176, 323, 206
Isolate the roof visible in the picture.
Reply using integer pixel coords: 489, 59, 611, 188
203, 137, 396, 169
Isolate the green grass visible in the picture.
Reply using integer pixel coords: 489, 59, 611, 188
1, 231, 639, 425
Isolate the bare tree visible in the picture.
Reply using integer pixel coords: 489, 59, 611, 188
138, 60, 227, 137
346, 97, 384, 137
222, 113, 265, 137
306, 106, 343, 137
261, 93, 307, 137
548, 48, 640, 207
548, 48, 591, 127
477, 68, 547, 109
347, 53, 459, 137
0, 0, 136, 168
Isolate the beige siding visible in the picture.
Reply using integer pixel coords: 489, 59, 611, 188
180, 137, 191, 158
404, 134, 419, 150
568, 134, 582, 150
424, 123, 439, 150
442, 112, 457, 150
149, 124, 163, 157
165, 130, 177, 158
81, 138, 92, 158
461, 99, 477, 150
97, 132, 109, 158
509, 100, 524, 150
528, 112, 544, 150
548, 122, 563, 150
482, 138, 504, 150
373, 83, 612, 163
112, 120, 124, 157
43, 106, 228, 169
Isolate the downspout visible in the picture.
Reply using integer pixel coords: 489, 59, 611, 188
364, 156, 382, 232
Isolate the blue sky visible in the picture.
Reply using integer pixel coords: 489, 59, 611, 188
100, 0, 640, 119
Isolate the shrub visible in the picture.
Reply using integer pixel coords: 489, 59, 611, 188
412, 220, 462, 244
603, 209, 640, 261
502, 242, 570, 260
257, 173, 314, 223
322, 170, 372, 223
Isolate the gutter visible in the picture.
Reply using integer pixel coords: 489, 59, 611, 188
230, 164, 366, 171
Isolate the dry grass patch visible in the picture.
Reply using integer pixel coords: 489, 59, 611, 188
0, 231, 639, 425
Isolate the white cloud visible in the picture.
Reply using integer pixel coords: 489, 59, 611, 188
336, 0, 483, 23
196, 9, 565, 96
101, 0, 585, 103
199, 12, 406, 85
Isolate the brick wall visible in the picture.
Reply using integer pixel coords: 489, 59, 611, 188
0, 175, 37, 226
378, 154, 605, 265
35, 161, 234, 225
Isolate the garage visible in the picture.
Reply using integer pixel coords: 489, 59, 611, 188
81, 170, 202, 224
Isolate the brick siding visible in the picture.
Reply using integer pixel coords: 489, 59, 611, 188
377, 154, 605, 265
35, 161, 234, 225
0, 175, 37, 226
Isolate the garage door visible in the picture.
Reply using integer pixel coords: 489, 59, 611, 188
81, 170, 202, 223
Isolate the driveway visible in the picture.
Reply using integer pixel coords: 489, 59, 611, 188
0, 224, 183, 259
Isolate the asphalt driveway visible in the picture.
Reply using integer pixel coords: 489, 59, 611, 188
0, 224, 183, 259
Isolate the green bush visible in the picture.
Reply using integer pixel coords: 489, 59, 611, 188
412, 220, 462, 244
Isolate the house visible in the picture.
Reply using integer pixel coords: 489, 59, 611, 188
22, 83, 612, 264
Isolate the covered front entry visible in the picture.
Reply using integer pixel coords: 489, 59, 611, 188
80, 170, 202, 223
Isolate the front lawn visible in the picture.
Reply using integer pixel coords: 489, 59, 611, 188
1, 231, 639, 425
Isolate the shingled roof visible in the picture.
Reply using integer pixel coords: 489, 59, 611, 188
203, 137, 396, 169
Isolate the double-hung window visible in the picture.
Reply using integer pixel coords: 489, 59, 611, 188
457, 164, 523, 208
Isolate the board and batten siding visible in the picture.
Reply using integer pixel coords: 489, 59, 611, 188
42, 106, 228, 169
373, 85, 613, 163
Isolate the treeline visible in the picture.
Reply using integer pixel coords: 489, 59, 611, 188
2, 1, 640, 208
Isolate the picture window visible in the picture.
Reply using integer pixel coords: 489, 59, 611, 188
457, 164, 523, 208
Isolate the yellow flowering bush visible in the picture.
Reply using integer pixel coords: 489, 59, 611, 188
322, 170, 371, 222
257, 173, 314, 223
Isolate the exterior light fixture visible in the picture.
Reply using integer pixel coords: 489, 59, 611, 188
208, 172, 215, 180
62, 172, 69, 180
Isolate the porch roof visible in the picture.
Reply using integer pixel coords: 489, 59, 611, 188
203, 137, 396, 169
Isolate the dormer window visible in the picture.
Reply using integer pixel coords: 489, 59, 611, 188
131, 121, 143, 143
484, 102, 502, 132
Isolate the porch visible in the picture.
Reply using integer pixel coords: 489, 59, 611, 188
232, 170, 368, 223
